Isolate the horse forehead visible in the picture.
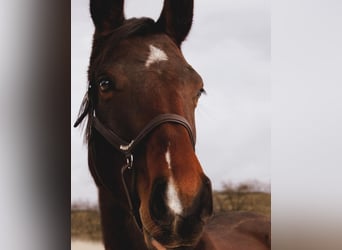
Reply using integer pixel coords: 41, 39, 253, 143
145, 44, 168, 68
104, 36, 203, 87
122, 35, 183, 62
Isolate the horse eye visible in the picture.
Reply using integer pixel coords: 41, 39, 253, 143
99, 79, 113, 91
197, 88, 206, 98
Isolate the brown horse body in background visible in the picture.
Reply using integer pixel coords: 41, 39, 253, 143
74, 0, 270, 249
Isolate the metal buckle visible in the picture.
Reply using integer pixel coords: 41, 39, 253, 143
120, 140, 135, 151
126, 154, 134, 170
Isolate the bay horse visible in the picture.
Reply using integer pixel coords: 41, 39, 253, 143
74, 0, 270, 249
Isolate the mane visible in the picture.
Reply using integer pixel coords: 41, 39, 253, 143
74, 17, 158, 143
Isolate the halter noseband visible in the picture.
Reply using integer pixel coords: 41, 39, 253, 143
74, 111, 196, 231
91, 113, 196, 156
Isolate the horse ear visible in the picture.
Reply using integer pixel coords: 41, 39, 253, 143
156, 0, 194, 47
90, 0, 125, 33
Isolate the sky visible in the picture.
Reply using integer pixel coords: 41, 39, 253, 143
71, 0, 270, 203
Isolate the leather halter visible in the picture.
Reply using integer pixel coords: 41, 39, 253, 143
91, 113, 196, 156
74, 110, 196, 231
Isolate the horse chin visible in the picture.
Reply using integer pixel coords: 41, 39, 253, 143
151, 239, 195, 250
144, 230, 197, 250
150, 238, 167, 250
143, 231, 166, 250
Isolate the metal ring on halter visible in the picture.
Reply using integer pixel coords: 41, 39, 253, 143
126, 154, 134, 169
120, 140, 135, 151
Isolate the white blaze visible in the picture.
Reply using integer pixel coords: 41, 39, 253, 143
166, 177, 183, 215
165, 146, 183, 215
145, 45, 168, 68
165, 147, 171, 169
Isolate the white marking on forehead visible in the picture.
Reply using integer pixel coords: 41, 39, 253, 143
166, 177, 183, 215
145, 45, 168, 68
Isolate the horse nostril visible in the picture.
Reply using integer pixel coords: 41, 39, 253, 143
199, 176, 213, 220
149, 179, 173, 225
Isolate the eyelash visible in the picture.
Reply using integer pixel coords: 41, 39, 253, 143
197, 88, 206, 98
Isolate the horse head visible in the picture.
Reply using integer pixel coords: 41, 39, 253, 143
75, 1, 213, 249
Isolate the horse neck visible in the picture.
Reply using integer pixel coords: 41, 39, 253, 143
195, 231, 217, 250
98, 186, 147, 250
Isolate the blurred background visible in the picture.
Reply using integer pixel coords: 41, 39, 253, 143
0, 0, 341, 249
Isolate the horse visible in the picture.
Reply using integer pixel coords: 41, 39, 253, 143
74, 0, 270, 249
